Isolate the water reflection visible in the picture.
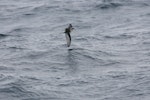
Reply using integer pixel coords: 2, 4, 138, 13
65, 49, 78, 75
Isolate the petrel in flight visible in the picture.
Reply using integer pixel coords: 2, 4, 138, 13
64, 24, 74, 47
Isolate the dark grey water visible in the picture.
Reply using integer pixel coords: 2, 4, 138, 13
0, 0, 150, 100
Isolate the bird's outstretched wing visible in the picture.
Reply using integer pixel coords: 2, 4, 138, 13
65, 33, 71, 47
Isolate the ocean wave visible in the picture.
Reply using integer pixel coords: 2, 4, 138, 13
7, 27, 32, 34
22, 13, 35, 16
32, 4, 59, 13
0, 66, 15, 71
95, 2, 122, 9
0, 34, 9, 39
94, 0, 150, 10
58, 79, 89, 87
142, 41, 150, 45
0, 79, 38, 98
104, 34, 135, 40
107, 71, 131, 80
0, 74, 14, 82
8, 46, 26, 51
145, 13, 150, 16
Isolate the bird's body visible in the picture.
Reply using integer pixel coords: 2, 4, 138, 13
64, 24, 74, 47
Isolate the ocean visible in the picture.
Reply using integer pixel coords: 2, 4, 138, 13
0, 0, 150, 100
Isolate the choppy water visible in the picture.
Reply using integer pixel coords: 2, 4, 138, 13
0, 0, 150, 100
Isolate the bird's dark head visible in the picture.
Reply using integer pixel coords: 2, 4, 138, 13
64, 24, 74, 33
69, 24, 74, 30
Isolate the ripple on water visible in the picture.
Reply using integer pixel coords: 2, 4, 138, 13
0, 66, 15, 72
104, 34, 136, 40
0, 78, 39, 99
0, 34, 9, 39
95, 2, 122, 9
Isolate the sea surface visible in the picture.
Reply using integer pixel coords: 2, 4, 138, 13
0, 0, 150, 100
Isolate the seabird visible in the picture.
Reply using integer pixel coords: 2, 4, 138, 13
64, 24, 74, 47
